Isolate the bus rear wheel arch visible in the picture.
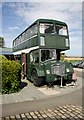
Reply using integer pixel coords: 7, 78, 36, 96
31, 70, 44, 87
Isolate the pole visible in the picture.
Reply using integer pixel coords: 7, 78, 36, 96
60, 76, 63, 88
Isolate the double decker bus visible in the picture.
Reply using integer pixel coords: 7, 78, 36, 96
13, 19, 75, 86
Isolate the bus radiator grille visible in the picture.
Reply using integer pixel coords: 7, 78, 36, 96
51, 64, 65, 76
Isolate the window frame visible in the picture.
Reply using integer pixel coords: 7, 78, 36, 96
13, 23, 38, 48
40, 49, 56, 62
55, 24, 68, 36
39, 22, 68, 36
39, 23, 54, 34
30, 49, 39, 64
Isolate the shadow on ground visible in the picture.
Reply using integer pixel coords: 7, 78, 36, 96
20, 82, 28, 89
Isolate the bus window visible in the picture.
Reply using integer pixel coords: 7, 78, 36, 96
30, 24, 38, 37
41, 49, 56, 62
34, 50, 39, 63
55, 25, 68, 36
13, 41, 15, 47
32, 24, 38, 35
30, 50, 39, 63
39, 23, 54, 34
30, 52, 34, 63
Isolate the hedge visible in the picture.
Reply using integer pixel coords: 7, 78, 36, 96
0, 55, 7, 61
2, 60, 22, 94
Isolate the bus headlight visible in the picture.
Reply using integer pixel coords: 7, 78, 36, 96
40, 36, 45, 46
66, 68, 69, 72
46, 70, 50, 74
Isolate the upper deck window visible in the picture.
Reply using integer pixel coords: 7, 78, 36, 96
30, 24, 38, 37
39, 23, 68, 36
13, 24, 38, 48
39, 23, 54, 34
55, 25, 68, 36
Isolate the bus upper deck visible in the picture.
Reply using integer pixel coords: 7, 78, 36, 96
13, 19, 70, 52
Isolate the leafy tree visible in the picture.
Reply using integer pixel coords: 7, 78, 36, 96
60, 53, 66, 61
0, 37, 5, 47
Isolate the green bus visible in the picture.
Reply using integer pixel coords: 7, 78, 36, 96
13, 19, 75, 86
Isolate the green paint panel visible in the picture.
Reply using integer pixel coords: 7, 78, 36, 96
13, 36, 39, 52
46, 35, 65, 48
39, 34, 69, 50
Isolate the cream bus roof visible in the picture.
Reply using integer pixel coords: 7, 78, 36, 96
13, 46, 39, 55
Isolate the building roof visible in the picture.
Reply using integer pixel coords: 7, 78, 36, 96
0, 47, 13, 55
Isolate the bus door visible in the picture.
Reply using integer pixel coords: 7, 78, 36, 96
56, 49, 61, 60
21, 53, 27, 79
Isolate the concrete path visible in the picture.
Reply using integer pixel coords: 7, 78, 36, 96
0, 75, 82, 105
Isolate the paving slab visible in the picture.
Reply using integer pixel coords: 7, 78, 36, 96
1, 104, 84, 120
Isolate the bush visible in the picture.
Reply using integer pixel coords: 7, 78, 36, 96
0, 55, 7, 61
2, 60, 21, 94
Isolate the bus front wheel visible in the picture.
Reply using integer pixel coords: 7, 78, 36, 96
31, 70, 43, 87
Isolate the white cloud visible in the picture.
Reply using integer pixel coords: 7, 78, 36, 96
2, 33, 13, 47
2, 32, 17, 47
8, 26, 19, 31
8, 2, 82, 25
10, 2, 82, 39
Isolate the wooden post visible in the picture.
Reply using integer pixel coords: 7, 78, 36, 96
21, 53, 26, 79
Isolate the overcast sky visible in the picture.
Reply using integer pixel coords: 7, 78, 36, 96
1, 1, 83, 56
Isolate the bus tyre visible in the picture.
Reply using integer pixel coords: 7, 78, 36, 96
31, 70, 43, 87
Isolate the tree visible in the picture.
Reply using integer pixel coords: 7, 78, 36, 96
0, 37, 5, 47
60, 53, 66, 61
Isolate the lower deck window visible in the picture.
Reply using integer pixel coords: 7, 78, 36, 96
41, 49, 56, 62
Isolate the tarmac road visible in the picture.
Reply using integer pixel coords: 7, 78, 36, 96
2, 84, 83, 117
2, 69, 84, 117
74, 68, 84, 78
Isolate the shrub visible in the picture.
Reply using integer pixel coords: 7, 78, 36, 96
0, 55, 7, 61
2, 60, 21, 94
